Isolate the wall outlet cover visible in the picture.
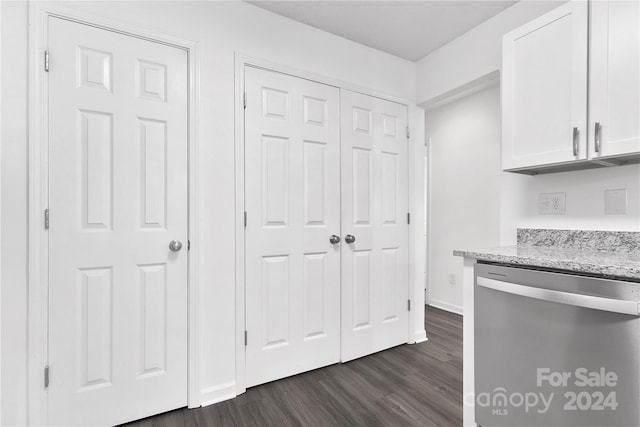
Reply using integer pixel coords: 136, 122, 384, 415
538, 192, 566, 215
605, 189, 627, 215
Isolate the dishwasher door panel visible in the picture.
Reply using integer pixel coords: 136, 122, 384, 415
475, 263, 640, 427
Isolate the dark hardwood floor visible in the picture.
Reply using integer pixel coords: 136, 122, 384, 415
123, 307, 462, 427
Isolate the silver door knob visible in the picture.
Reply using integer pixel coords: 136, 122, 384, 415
329, 235, 341, 244
169, 240, 183, 252
345, 234, 356, 244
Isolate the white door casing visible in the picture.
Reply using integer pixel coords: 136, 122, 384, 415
589, 0, 640, 159
502, 1, 588, 170
48, 17, 188, 426
244, 67, 341, 387
340, 89, 410, 362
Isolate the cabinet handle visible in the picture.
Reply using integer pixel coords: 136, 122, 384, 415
595, 122, 602, 153
572, 127, 579, 157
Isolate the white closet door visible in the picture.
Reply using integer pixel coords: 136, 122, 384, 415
48, 17, 188, 426
340, 89, 409, 362
589, 0, 640, 159
244, 67, 341, 387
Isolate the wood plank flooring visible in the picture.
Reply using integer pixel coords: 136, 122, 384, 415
122, 307, 462, 427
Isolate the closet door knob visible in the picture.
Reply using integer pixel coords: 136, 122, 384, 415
329, 235, 341, 244
169, 240, 183, 252
345, 234, 356, 244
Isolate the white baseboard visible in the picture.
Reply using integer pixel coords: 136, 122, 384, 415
413, 329, 428, 344
200, 381, 237, 407
426, 299, 463, 316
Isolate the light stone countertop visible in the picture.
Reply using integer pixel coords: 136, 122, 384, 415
454, 229, 640, 280
453, 245, 640, 280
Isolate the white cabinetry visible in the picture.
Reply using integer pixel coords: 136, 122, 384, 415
589, 0, 640, 160
502, 0, 639, 173
502, 2, 588, 170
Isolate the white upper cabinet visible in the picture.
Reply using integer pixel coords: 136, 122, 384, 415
502, 0, 639, 173
502, 1, 588, 171
589, 0, 640, 160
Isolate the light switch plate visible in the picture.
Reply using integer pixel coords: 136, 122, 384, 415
538, 192, 566, 215
605, 189, 627, 215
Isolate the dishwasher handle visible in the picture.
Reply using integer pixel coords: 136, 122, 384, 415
477, 277, 640, 316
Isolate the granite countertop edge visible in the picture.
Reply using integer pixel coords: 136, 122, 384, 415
453, 247, 640, 280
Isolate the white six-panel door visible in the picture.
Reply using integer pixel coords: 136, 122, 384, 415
48, 17, 188, 426
340, 90, 409, 362
244, 67, 342, 387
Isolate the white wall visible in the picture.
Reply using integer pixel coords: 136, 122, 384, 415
425, 84, 502, 314
0, 1, 418, 424
501, 165, 640, 245
416, 0, 564, 105
1, 2, 28, 424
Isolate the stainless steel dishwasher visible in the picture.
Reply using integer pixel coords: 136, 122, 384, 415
475, 262, 640, 427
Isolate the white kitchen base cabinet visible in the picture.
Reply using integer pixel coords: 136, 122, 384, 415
502, 0, 640, 174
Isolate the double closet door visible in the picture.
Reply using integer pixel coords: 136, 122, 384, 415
245, 67, 409, 387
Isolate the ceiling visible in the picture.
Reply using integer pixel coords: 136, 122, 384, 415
247, 0, 518, 61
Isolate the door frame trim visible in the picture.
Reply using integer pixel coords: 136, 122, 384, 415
27, 4, 202, 424
234, 53, 426, 397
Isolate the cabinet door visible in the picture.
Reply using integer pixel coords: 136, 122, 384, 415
502, 1, 588, 170
589, 0, 640, 159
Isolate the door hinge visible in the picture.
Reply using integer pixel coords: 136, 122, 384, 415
407, 212, 410, 225
44, 209, 49, 230
406, 126, 410, 139
44, 50, 49, 72
244, 330, 248, 346
243, 92, 247, 109
188, 240, 191, 251
44, 366, 50, 388
408, 299, 411, 311
244, 211, 247, 228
